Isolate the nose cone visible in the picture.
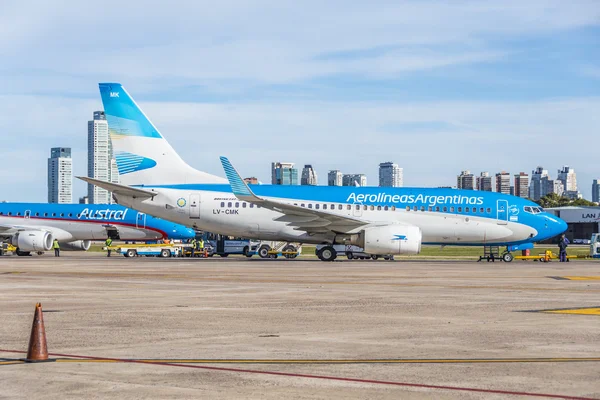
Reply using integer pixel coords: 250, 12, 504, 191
544, 213, 568, 239
555, 216, 568, 235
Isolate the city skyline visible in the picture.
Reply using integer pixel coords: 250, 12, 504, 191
38, 136, 600, 202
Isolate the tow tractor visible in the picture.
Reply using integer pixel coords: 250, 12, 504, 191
0, 242, 17, 256
504, 234, 600, 262
108, 243, 184, 258
256, 241, 302, 259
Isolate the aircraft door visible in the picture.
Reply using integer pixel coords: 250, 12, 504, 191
136, 212, 146, 229
496, 200, 508, 225
189, 194, 201, 219
353, 203, 363, 217
24, 210, 31, 219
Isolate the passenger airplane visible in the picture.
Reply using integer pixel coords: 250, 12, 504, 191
81, 83, 567, 262
0, 203, 196, 256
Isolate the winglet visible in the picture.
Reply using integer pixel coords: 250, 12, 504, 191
219, 157, 262, 202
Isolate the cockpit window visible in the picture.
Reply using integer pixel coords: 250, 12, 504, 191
524, 206, 544, 214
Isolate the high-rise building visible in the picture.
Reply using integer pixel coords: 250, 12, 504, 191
456, 170, 475, 190
342, 174, 367, 187
557, 165, 577, 192
514, 172, 529, 198
328, 170, 343, 186
78, 196, 89, 204
301, 164, 318, 185
564, 190, 582, 200
87, 111, 119, 204
271, 162, 298, 185
244, 177, 259, 184
546, 179, 564, 197
47, 147, 72, 204
476, 172, 494, 192
529, 166, 549, 200
593, 179, 600, 203
495, 171, 511, 194
378, 162, 403, 187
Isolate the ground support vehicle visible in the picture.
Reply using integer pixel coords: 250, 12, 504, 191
0, 242, 17, 256
315, 244, 394, 261
108, 243, 184, 258
254, 241, 302, 259
181, 243, 215, 258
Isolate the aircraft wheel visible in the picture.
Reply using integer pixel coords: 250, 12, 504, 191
258, 245, 271, 258
371, 255, 379, 260
282, 245, 297, 259
317, 246, 336, 262
502, 252, 514, 262
16, 249, 31, 256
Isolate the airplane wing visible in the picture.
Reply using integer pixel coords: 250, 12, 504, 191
77, 177, 156, 199
219, 157, 367, 234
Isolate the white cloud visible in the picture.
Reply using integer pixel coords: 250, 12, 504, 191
0, 0, 598, 201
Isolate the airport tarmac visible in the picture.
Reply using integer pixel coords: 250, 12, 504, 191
1, 253, 599, 399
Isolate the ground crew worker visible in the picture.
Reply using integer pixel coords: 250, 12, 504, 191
558, 234, 569, 262
198, 237, 204, 257
190, 238, 197, 257
53, 239, 60, 257
105, 237, 113, 257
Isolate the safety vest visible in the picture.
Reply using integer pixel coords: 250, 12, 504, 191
53, 240, 60, 249
105, 238, 113, 247
198, 239, 204, 249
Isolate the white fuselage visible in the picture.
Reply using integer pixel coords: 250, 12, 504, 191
120, 188, 537, 245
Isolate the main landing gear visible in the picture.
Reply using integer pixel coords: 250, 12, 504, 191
317, 245, 337, 262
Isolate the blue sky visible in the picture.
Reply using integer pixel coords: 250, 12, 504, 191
0, 0, 599, 201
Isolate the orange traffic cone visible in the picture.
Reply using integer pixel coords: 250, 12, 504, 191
24, 303, 49, 362
204, 249, 208, 258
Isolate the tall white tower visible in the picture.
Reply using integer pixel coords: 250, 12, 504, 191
88, 111, 119, 204
47, 147, 72, 203
378, 162, 403, 187
301, 165, 318, 185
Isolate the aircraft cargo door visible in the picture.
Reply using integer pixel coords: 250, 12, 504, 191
496, 199, 508, 225
189, 194, 201, 219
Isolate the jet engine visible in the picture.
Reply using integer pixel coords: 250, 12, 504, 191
351, 225, 422, 255
61, 240, 92, 251
15, 231, 54, 252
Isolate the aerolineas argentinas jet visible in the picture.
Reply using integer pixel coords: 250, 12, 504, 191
0, 203, 195, 255
81, 83, 567, 262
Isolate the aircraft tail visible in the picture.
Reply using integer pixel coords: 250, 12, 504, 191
98, 83, 226, 186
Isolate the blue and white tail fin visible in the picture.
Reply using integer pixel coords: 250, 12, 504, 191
99, 83, 226, 186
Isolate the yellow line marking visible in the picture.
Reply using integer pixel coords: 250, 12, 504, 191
560, 276, 600, 281
542, 308, 600, 316
0, 361, 24, 365
55, 357, 600, 364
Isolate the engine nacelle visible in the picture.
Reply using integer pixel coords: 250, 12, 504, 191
61, 240, 92, 251
15, 231, 53, 252
353, 225, 422, 255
